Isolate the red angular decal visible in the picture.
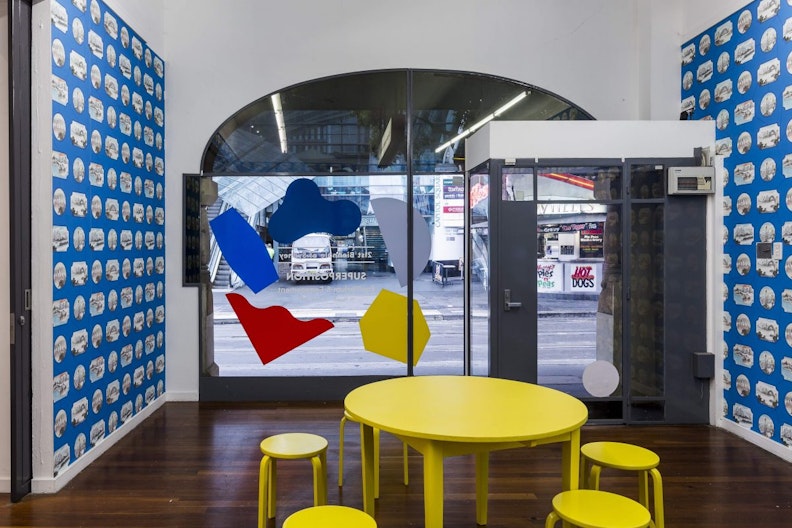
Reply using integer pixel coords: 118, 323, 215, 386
226, 293, 334, 365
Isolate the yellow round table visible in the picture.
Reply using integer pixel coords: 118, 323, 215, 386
344, 375, 588, 528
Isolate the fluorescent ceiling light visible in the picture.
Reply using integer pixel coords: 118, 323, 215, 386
271, 93, 288, 154
434, 91, 528, 153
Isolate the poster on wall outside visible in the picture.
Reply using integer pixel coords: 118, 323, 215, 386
537, 261, 564, 293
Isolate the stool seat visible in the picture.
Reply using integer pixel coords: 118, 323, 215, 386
283, 505, 377, 527
581, 441, 660, 471
546, 489, 651, 528
260, 432, 328, 459
581, 441, 664, 528
258, 433, 328, 528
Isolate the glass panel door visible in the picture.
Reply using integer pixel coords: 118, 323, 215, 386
535, 166, 623, 418
208, 172, 473, 378
495, 162, 626, 420
491, 158, 705, 423
626, 163, 668, 421
469, 167, 491, 376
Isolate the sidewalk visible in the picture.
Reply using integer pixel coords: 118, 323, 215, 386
210, 272, 599, 323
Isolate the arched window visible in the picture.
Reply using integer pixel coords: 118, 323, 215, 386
194, 70, 592, 398
202, 69, 592, 174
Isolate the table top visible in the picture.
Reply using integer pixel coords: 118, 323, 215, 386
344, 375, 588, 443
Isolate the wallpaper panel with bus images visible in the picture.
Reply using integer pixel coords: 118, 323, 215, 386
51, 0, 165, 476
681, 0, 792, 447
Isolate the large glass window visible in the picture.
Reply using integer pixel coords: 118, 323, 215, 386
196, 70, 592, 384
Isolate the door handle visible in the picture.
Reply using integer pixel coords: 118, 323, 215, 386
504, 289, 522, 311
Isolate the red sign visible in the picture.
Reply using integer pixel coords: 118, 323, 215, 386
570, 266, 596, 289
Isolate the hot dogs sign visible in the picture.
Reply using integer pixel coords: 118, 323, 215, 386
537, 263, 601, 293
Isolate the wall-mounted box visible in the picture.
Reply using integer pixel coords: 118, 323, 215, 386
668, 166, 715, 195
693, 352, 715, 379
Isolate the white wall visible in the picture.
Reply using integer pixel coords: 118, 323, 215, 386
161, 0, 713, 400
104, 0, 164, 53
0, 0, 10, 494
680, 0, 753, 40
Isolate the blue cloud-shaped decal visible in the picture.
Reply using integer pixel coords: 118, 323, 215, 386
268, 179, 362, 243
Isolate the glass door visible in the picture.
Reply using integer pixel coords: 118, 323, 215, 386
489, 158, 706, 423
492, 160, 626, 420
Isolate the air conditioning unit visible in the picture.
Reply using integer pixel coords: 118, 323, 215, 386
667, 166, 715, 195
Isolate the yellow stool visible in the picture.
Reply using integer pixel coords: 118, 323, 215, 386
581, 441, 664, 528
258, 433, 328, 528
545, 489, 651, 528
338, 411, 408, 497
283, 505, 377, 527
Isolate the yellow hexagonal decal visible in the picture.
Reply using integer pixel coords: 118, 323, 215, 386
359, 289, 430, 366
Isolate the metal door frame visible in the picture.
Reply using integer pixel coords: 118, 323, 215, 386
482, 156, 707, 424
8, 0, 33, 502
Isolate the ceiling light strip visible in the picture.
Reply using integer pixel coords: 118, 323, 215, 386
271, 93, 288, 154
434, 91, 528, 153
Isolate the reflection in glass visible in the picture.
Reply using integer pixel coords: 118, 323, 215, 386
538, 166, 621, 201
208, 174, 475, 377
596, 204, 623, 397
211, 175, 407, 376
204, 71, 408, 174
203, 70, 592, 176
630, 203, 664, 398
630, 165, 666, 199
469, 167, 490, 376
537, 202, 618, 397
502, 169, 534, 201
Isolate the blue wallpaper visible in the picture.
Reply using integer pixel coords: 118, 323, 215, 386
682, 0, 792, 446
50, 0, 165, 476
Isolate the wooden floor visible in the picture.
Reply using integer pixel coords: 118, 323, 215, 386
2, 402, 792, 527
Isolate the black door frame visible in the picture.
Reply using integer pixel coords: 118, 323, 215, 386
8, 0, 33, 502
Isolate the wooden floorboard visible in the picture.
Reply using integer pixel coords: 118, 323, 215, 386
2, 401, 792, 527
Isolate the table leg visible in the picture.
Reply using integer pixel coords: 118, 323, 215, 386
360, 423, 376, 515
560, 428, 581, 491
423, 445, 444, 528
475, 451, 489, 525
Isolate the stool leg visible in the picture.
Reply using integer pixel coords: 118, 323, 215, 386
320, 449, 328, 504
638, 469, 650, 508
374, 428, 380, 499
311, 453, 327, 506
545, 511, 560, 528
267, 459, 277, 519
580, 456, 589, 489
258, 455, 271, 528
403, 442, 409, 486
339, 416, 347, 487
589, 464, 602, 490
650, 468, 664, 528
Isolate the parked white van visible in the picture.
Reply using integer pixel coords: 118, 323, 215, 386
289, 233, 333, 282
